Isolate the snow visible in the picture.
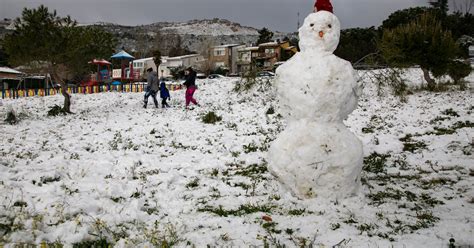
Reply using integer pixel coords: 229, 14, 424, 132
161, 20, 258, 37
0, 69, 473, 247
269, 12, 363, 200
0, 67, 23, 75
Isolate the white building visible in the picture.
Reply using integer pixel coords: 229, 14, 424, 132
159, 54, 207, 78
131, 57, 157, 79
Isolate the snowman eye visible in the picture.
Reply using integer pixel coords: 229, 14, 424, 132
310, 23, 314, 27
328, 24, 332, 28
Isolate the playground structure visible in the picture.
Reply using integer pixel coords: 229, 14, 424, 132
111, 50, 138, 83
87, 59, 112, 85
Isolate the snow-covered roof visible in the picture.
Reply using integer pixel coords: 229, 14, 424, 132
259, 42, 279, 47
133, 57, 155, 63
213, 44, 241, 48
0, 67, 23, 75
238, 46, 259, 52
167, 54, 202, 60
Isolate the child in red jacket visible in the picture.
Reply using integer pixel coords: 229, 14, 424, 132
314, 0, 333, 13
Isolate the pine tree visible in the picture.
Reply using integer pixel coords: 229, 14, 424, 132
429, 0, 449, 15
3, 5, 116, 112
379, 12, 462, 90
257, 28, 274, 44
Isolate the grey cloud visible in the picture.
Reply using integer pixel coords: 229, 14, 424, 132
0, 0, 447, 32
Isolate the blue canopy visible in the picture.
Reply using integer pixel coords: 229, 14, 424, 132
111, 50, 134, 60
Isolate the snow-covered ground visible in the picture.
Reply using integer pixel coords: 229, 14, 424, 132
0, 70, 473, 247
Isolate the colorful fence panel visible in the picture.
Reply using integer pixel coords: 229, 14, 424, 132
1, 83, 183, 99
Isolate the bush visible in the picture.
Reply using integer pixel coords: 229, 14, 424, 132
212, 67, 229, 76
47, 104, 67, 116
447, 60, 472, 89
5, 109, 18, 125
202, 111, 222, 124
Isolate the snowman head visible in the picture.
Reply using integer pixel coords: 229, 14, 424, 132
298, 11, 340, 53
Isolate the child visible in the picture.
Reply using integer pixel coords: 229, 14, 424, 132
144, 68, 159, 108
314, 0, 333, 13
160, 79, 170, 108
182, 67, 199, 109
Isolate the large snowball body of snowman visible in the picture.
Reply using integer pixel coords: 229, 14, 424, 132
268, 11, 363, 200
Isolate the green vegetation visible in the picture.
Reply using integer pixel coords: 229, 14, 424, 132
379, 12, 461, 90
363, 152, 391, 174
198, 204, 274, 217
2, 5, 116, 112
202, 111, 222, 124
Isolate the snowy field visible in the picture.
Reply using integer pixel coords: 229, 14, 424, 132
0, 70, 473, 247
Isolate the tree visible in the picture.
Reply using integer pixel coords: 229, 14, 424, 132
447, 60, 472, 89
168, 35, 195, 57
2, 5, 116, 112
381, 7, 432, 30
429, 0, 449, 15
0, 47, 9, 66
379, 12, 460, 90
151, 49, 164, 78
443, 12, 474, 40
257, 28, 274, 45
335, 27, 379, 64
152, 49, 162, 69
452, 0, 474, 15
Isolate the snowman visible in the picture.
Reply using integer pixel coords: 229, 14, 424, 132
268, 6, 363, 200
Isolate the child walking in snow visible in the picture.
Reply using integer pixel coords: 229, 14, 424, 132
314, 0, 333, 13
144, 68, 159, 108
160, 79, 171, 108
182, 67, 199, 109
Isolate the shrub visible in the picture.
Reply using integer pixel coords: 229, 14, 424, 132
47, 104, 67, 116
447, 60, 472, 90
202, 111, 222, 124
5, 109, 18, 125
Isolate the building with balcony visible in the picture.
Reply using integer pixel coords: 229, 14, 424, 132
237, 47, 259, 74
255, 41, 297, 71
209, 44, 245, 74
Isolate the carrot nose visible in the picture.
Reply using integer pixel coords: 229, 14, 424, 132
319, 31, 324, 38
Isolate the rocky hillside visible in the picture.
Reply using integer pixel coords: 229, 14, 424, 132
87, 18, 290, 57
0, 18, 292, 58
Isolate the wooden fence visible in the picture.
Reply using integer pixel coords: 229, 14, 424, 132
1, 83, 183, 99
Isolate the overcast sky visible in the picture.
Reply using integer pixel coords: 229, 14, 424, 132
0, 0, 455, 32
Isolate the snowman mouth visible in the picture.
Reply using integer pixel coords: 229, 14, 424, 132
318, 31, 325, 38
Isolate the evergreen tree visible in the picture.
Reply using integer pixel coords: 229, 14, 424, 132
335, 27, 379, 63
381, 7, 432, 30
2, 5, 116, 112
0, 48, 9, 67
257, 28, 274, 44
379, 12, 463, 90
152, 49, 162, 70
429, 0, 449, 15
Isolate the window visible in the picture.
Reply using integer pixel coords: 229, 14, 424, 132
214, 48, 226, 56
265, 48, 275, 55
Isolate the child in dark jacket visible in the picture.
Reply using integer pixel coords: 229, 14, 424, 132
182, 67, 199, 109
160, 79, 170, 108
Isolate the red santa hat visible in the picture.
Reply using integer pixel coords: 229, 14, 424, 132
314, 0, 333, 13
